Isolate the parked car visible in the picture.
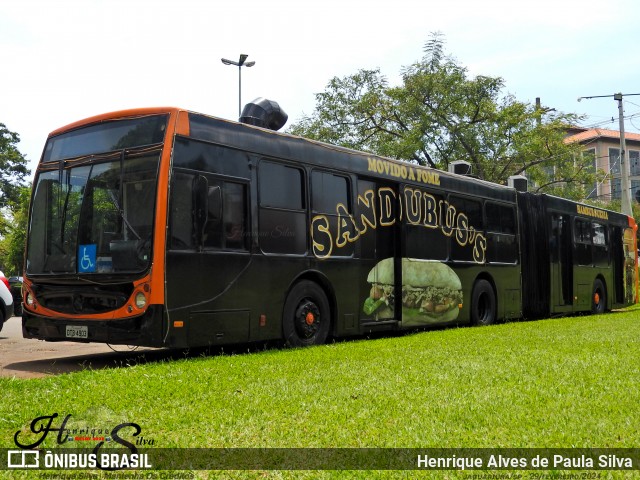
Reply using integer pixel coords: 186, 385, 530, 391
0, 271, 15, 332
8, 276, 23, 316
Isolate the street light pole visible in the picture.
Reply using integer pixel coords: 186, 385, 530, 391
578, 92, 640, 216
221, 54, 256, 117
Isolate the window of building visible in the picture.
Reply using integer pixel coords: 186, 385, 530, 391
630, 150, 640, 176
609, 148, 621, 174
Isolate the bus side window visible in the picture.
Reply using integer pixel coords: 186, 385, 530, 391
404, 188, 447, 261
258, 161, 307, 255
221, 182, 247, 250
311, 170, 353, 257
202, 179, 248, 251
485, 202, 517, 264
449, 196, 482, 262
169, 172, 197, 250
592, 222, 609, 266
170, 172, 249, 251
573, 218, 592, 265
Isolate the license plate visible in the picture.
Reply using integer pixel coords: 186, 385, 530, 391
66, 325, 88, 339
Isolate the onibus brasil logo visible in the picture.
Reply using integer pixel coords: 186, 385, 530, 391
8, 412, 153, 470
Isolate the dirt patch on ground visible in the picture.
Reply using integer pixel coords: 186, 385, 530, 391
0, 317, 162, 378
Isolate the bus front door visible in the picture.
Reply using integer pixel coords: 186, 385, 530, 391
358, 179, 400, 327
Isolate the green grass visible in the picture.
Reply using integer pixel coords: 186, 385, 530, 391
1, 308, 640, 478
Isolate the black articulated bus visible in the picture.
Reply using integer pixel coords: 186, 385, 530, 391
22, 101, 638, 348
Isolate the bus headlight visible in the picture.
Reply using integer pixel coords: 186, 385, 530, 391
134, 292, 147, 309
26, 292, 35, 307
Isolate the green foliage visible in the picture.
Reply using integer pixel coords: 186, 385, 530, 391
2, 311, 639, 447
0, 310, 639, 478
0, 186, 30, 275
0, 123, 30, 275
290, 33, 594, 201
0, 123, 29, 207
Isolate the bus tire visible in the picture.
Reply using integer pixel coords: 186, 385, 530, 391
591, 279, 606, 314
471, 279, 496, 326
282, 280, 331, 347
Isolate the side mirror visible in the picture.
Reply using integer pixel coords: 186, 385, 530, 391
208, 185, 222, 222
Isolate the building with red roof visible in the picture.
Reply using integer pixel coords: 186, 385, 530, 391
565, 127, 640, 202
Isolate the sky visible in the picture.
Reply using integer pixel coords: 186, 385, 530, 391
2, 0, 640, 178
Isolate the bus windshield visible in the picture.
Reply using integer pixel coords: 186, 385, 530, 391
27, 149, 161, 276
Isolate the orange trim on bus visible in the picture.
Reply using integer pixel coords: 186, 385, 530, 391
23, 107, 192, 320
146, 110, 184, 306
22, 275, 153, 321
175, 110, 190, 136
48, 107, 182, 137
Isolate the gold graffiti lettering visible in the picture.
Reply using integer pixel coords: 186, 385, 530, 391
473, 234, 487, 263
404, 188, 422, 225
455, 213, 469, 246
309, 184, 487, 264
440, 200, 456, 237
423, 193, 438, 228
378, 188, 396, 226
356, 189, 377, 234
311, 215, 333, 259
336, 203, 360, 247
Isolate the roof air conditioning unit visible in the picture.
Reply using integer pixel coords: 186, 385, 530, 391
448, 160, 472, 176
508, 175, 528, 192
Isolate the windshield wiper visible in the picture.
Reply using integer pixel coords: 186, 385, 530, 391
107, 189, 141, 241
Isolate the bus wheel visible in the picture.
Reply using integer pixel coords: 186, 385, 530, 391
591, 279, 606, 314
283, 280, 331, 347
471, 279, 496, 326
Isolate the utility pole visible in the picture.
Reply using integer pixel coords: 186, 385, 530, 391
615, 93, 632, 215
578, 92, 640, 216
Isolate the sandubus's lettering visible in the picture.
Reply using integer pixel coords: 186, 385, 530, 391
311, 186, 486, 263
367, 157, 440, 186
577, 204, 609, 220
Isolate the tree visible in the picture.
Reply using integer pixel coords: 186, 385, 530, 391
0, 123, 30, 275
0, 123, 30, 207
289, 34, 596, 200
0, 186, 30, 276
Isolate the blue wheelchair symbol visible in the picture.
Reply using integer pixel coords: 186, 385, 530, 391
78, 244, 97, 273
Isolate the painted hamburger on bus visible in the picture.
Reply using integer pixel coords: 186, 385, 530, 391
363, 258, 463, 326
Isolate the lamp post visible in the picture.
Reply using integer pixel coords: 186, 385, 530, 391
578, 92, 640, 216
221, 54, 256, 117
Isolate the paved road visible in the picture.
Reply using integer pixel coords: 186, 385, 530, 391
0, 316, 163, 379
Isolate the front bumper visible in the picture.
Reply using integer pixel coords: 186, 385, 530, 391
22, 305, 167, 347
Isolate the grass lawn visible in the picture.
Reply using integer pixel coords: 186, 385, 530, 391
1, 308, 639, 478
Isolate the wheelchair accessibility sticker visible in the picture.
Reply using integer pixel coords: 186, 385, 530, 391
78, 244, 97, 273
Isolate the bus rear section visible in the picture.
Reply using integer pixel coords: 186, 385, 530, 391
517, 192, 637, 319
